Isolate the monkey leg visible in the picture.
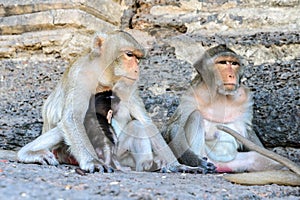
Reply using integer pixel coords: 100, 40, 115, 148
215, 151, 283, 173
169, 110, 215, 173
117, 120, 154, 172
17, 127, 63, 165
185, 110, 206, 156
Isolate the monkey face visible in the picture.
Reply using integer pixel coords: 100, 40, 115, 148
214, 55, 241, 95
114, 49, 144, 82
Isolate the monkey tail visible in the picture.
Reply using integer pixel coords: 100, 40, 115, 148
223, 170, 300, 186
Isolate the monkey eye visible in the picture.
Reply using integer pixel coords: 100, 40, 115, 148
232, 62, 239, 66
217, 61, 227, 65
125, 51, 134, 57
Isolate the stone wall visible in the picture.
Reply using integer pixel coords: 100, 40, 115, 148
0, 0, 299, 162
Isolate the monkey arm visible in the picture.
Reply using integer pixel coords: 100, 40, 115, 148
127, 92, 178, 164
59, 70, 105, 172
129, 91, 153, 124
169, 110, 211, 168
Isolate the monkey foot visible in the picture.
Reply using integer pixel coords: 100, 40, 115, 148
78, 159, 118, 173
75, 165, 114, 175
165, 163, 215, 174
18, 150, 59, 166
79, 159, 105, 173
162, 158, 216, 174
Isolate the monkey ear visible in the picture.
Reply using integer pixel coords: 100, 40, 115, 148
92, 33, 108, 52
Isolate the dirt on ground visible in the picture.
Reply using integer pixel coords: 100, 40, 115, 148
0, 159, 299, 200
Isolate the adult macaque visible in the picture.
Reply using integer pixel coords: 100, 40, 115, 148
17, 31, 146, 173
163, 45, 283, 173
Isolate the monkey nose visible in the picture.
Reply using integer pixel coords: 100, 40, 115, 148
228, 74, 234, 78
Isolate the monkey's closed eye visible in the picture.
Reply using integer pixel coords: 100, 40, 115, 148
125, 51, 134, 57
232, 62, 239, 66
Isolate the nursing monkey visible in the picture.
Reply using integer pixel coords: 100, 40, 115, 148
17, 31, 146, 172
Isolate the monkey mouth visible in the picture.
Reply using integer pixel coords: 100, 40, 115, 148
223, 83, 236, 91
223, 83, 236, 86
124, 76, 137, 81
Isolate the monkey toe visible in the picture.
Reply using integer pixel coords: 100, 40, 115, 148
75, 168, 88, 176
43, 152, 59, 166
79, 159, 105, 173
177, 165, 202, 174
104, 165, 114, 173
199, 157, 216, 174
206, 162, 217, 173
19, 151, 59, 166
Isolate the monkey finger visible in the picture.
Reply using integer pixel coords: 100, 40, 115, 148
198, 157, 217, 174
75, 168, 87, 176
176, 165, 203, 174
160, 166, 170, 173
206, 162, 217, 173
37, 152, 59, 166
79, 159, 105, 173
94, 164, 105, 173
103, 165, 114, 173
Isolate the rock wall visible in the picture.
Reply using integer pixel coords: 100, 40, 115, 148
0, 0, 299, 162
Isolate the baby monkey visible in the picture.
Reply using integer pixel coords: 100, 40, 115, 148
84, 90, 123, 172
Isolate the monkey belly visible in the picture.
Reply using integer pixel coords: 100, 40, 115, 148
205, 138, 238, 162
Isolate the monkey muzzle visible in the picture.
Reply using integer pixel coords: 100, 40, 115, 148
223, 83, 237, 91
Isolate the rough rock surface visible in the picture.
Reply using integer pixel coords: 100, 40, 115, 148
1, 161, 300, 200
0, 0, 300, 199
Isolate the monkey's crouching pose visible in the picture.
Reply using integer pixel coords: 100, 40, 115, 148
163, 45, 283, 173
17, 31, 146, 172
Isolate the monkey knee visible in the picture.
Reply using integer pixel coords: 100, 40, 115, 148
206, 144, 237, 162
189, 110, 202, 121
126, 120, 143, 130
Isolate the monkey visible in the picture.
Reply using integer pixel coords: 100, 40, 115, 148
83, 91, 122, 173
163, 45, 284, 174
16, 30, 214, 174
17, 31, 146, 173
92, 91, 120, 145
218, 125, 300, 186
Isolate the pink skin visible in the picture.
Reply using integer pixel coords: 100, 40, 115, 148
213, 151, 282, 173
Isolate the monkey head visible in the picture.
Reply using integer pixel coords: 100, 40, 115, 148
95, 90, 120, 117
193, 45, 244, 96
93, 31, 146, 84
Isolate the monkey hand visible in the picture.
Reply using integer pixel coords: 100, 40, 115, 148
161, 159, 216, 174
79, 158, 114, 173
106, 109, 113, 124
